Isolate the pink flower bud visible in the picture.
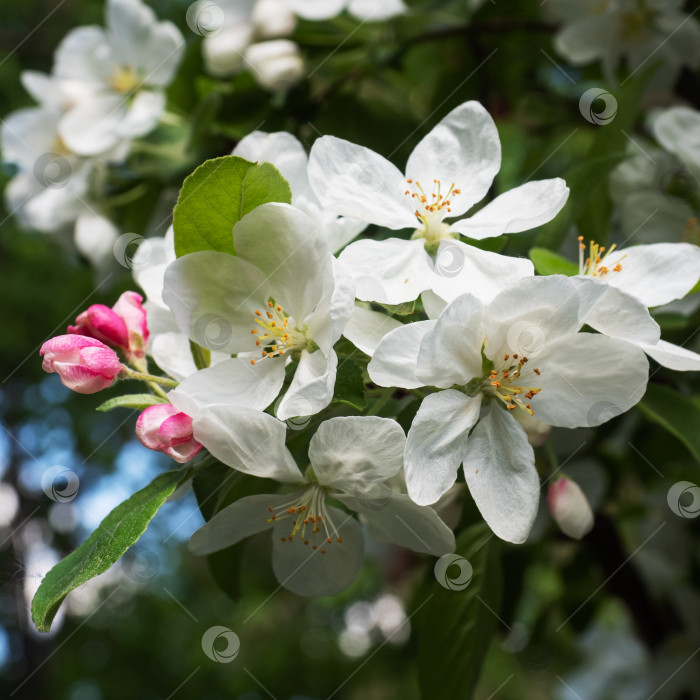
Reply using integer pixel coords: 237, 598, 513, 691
40, 335, 122, 394
548, 478, 594, 540
135, 404, 202, 464
68, 291, 148, 360
112, 291, 149, 357
68, 305, 129, 349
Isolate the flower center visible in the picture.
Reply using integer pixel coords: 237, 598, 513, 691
484, 354, 542, 416
578, 236, 626, 278
618, 9, 652, 42
267, 485, 343, 553
249, 300, 308, 364
405, 178, 462, 244
111, 64, 140, 94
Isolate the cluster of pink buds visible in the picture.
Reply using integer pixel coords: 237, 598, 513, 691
68, 291, 149, 365
40, 292, 200, 464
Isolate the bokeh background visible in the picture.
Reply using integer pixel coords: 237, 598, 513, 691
2, 1, 700, 698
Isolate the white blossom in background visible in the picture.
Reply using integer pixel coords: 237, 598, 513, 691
608, 142, 698, 245
52, 0, 184, 156
290, 0, 406, 21
308, 100, 568, 305
187, 412, 454, 595
163, 203, 356, 420
192, 0, 303, 88
368, 275, 650, 543
0, 101, 120, 270
547, 0, 700, 89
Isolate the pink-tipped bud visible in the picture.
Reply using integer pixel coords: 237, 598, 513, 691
548, 478, 594, 540
68, 305, 129, 349
112, 291, 149, 357
40, 335, 122, 394
68, 291, 148, 360
135, 404, 202, 464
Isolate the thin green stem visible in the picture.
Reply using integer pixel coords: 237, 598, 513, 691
366, 388, 394, 416
120, 367, 179, 388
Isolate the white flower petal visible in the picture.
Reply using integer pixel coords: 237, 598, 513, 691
348, 0, 406, 20
59, 94, 128, 156
554, 15, 611, 64
309, 416, 406, 490
338, 238, 432, 304
368, 320, 436, 389
533, 334, 649, 428
118, 90, 165, 140
405, 101, 501, 216
288, 0, 348, 20
189, 492, 289, 555
151, 331, 198, 380
653, 106, 700, 179
234, 202, 330, 323
463, 406, 539, 544
74, 213, 120, 269
54, 26, 113, 84
639, 339, 700, 371
308, 135, 414, 229
276, 349, 337, 421
572, 277, 660, 345
421, 290, 447, 319
482, 275, 581, 361
192, 404, 303, 482
163, 251, 269, 354
342, 306, 402, 356
272, 506, 364, 596
429, 240, 535, 304
416, 293, 484, 388
450, 178, 570, 239
170, 357, 285, 415
339, 487, 455, 556
601, 243, 700, 308
405, 390, 482, 506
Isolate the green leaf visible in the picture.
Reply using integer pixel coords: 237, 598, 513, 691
32, 471, 182, 632
189, 340, 211, 370
640, 383, 700, 462
415, 523, 503, 699
173, 155, 292, 257
96, 393, 168, 412
529, 247, 578, 276
333, 358, 367, 411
